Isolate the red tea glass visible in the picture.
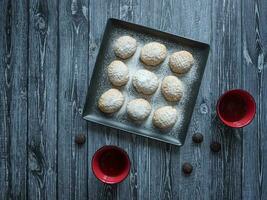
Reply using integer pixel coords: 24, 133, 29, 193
216, 89, 256, 128
92, 145, 131, 184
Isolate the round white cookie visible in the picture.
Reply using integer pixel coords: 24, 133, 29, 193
140, 42, 167, 66
161, 76, 183, 102
113, 36, 137, 59
132, 69, 159, 95
107, 60, 129, 86
98, 89, 124, 114
153, 106, 178, 129
127, 99, 152, 121
169, 51, 194, 74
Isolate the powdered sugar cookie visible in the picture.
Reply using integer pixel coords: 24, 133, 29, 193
107, 60, 129, 86
169, 51, 194, 74
140, 42, 167, 66
113, 36, 137, 59
127, 99, 151, 121
161, 76, 183, 102
98, 89, 124, 114
132, 69, 159, 95
153, 106, 178, 129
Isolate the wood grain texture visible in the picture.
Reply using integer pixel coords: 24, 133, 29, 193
209, 0, 243, 199
148, 1, 175, 200
0, 1, 10, 199
0, 0, 267, 199
57, 0, 89, 199
117, 1, 141, 200
242, 0, 267, 199
169, 0, 212, 199
0, 2, 9, 199
87, 0, 121, 199
27, 0, 58, 199
0, 0, 29, 199
130, 2, 161, 200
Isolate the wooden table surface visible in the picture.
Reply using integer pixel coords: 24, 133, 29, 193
1, 0, 266, 199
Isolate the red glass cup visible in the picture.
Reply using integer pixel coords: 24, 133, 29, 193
216, 89, 256, 128
92, 145, 131, 184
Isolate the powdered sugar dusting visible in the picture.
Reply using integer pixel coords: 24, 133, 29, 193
113, 36, 137, 59
85, 23, 208, 145
132, 69, 159, 95
127, 99, 151, 121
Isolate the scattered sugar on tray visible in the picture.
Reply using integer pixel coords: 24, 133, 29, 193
92, 27, 202, 140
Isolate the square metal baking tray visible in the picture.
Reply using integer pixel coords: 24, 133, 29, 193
83, 18, 209, 146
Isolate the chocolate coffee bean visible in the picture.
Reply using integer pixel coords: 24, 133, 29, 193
182, 162, 193, 175
210, 141, 221, 152
75, 134, 86, 145
192, 133, 203, 143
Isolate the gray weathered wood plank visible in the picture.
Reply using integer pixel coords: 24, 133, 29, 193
87, 0, 121, 199
242, 0, 267, 199
169, 0, 212, 199
0, 2, 9, 199
27, 0, 58, 199
209, 0, 243, 199
0, 0, 28, 199
0, 0, 267, 199
116, 1, 143, 200
0, 1, 10, 199
57, 0, 89, 199
149, 1, 175, 200
128, 2, 161, 200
